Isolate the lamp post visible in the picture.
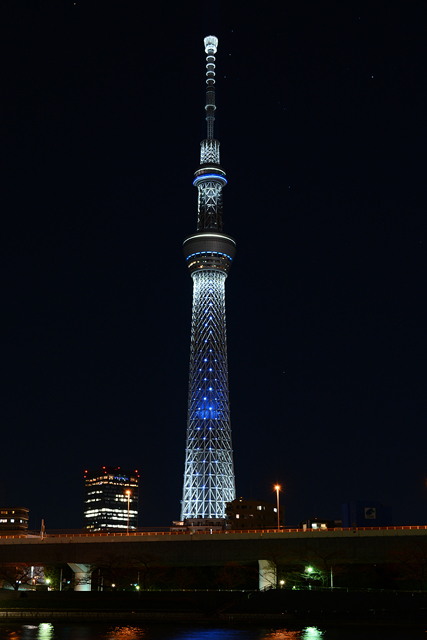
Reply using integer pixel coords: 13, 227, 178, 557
125, 490, 131, 534
274, 485, 281, 530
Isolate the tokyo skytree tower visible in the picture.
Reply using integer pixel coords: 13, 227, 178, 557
180, 36, 236, 521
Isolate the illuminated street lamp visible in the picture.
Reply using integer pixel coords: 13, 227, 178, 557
274, 485, 281, 530
305, 565, 313, 590
125, 490, 131, 534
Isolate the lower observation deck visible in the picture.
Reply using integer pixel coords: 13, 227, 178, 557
183, 231, 236, 275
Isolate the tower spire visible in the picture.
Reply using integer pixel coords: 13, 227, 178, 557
180, 36, 236, 523
204, 35, 217, 141
193, 36, 227, 231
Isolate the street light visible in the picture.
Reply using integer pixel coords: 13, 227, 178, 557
125, 490, 131, 534
274, 485, 281, 530
305, 565, 313, 590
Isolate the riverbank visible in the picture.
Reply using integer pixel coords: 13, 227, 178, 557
0, 589, 426, 625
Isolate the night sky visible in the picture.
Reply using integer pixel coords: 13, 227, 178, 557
2, 2, 425, 530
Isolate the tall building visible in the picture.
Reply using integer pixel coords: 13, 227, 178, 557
180, 36, 236, 522
83, 467, 139, 531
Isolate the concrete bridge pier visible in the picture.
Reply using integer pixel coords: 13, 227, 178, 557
68, 563, 92, 591
258, 559, 276, 591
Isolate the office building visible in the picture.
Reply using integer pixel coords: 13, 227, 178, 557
0, 507, 29, 535
83, 467, 139, 531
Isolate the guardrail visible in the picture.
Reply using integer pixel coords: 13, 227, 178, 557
1, 524, 427, 540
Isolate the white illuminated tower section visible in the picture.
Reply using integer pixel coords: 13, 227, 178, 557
181, 36, 236, 521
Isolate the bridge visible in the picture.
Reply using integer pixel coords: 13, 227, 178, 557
1, 526, 426, 591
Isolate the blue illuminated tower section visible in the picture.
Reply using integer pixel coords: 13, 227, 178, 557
181, 36, 236, 521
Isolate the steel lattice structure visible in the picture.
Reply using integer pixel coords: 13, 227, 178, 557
181, 36, 236, 521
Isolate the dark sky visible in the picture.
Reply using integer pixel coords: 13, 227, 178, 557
2, 2, 426, 529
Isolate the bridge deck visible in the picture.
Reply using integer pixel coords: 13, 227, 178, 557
1, 526, 426, 566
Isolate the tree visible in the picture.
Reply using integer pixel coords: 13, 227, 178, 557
302, 546, 349, 587
171, 566, 199, 590
0, 563, 42, 590
43, 564, 72, 590
92, 550, 168, 591
213, 562, 248, 590
389, 540, 427, 590
91, 553, 133, 590
130, 552, 168, 590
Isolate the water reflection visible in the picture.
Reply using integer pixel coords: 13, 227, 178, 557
302, 628, 323, 640
174, 629, 244, 639
262, 628, 323, 640
3, 629, 21, 640
37, 624, 54, 640
1, 623, 425, 640
262, 630, 301, 640
20, 627, 37, 640
104, 628, 146, 640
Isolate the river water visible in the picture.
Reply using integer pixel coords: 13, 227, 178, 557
0, 623, 425, 640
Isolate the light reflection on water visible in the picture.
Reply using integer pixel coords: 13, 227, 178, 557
103, 627, 147, 640
261, 628, 322, 640
302, 628, 323, 640
37, 624, 54, 640
257, 630, 301, 640
0, 623, 425, 640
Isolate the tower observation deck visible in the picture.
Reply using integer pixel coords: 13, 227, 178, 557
180, 36, 236, 521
